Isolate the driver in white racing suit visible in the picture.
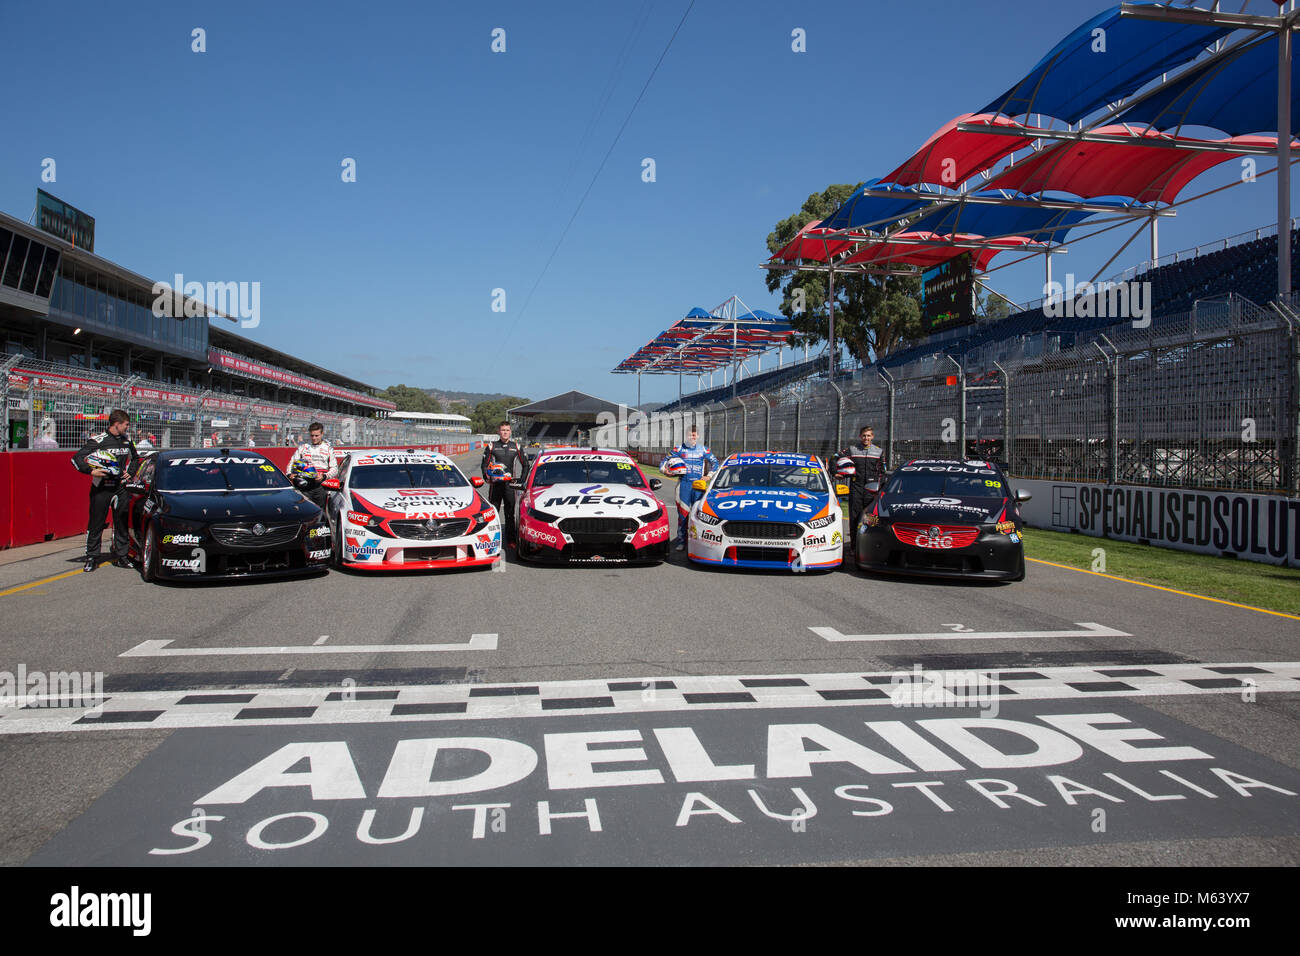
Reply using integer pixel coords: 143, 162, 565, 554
286, 422, 339, 511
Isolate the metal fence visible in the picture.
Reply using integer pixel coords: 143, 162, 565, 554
1, 354, 465, 451
636, 301, 1300, 495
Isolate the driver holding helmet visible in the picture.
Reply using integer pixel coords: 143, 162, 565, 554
286, 422, 338, 511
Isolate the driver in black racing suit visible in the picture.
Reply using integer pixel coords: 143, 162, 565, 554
481, 421, 529, 547
839, 424, 887, 553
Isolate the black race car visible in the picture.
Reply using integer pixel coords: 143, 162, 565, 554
855, 458, 1030, 581
121, 449, 332, 582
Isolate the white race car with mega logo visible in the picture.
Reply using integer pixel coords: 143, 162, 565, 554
327, 450, 502, 570
686, 451, 847, 571
513, 448, 669, 563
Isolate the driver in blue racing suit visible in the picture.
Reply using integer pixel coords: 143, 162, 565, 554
661, 426, 717, 551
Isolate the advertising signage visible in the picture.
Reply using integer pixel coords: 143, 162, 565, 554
921, 252, 975, 335
36, 189, 95, 252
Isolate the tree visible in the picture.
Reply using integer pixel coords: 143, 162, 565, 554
381, 384, 442, 413
978, 288, 1014, 321
470, 396, 529, 434
766, 184, 924, 364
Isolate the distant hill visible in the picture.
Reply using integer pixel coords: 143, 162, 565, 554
424, 389, 516, 406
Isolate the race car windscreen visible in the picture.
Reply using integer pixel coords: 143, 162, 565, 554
349, 463, 469, 489
712, 463, 827, 492
885, 469, 1006, 499
157, 456, 292, 492
531, 459, 646, 488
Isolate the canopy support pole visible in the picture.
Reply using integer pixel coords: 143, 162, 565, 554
828, 265, 836, 379
637, 372, 641, 411
1150, 214, 1159, 262
1280, 19, 1293, 298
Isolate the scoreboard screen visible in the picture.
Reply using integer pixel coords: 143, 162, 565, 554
921, 252, 975, 334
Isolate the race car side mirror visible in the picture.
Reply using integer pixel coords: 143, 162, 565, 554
470, 476, 485, 487
649, 477, 663, 491
863, 480, 880, 493
322, 478, 341, 491
836, 483, 850, 497
692, 479, 708, 492
1015, 488, 1032, 502
123, 480, 147, 494
509, 480, 525, 491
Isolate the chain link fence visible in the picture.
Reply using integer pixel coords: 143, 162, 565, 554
1, 354, 464, 452
635, 303, 1300, 495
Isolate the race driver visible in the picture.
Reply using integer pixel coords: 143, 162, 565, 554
663, 425, 717, 551
839, 424, 887, 551
481, 421, 529, 546
71, 408, 139, 572
286, 422, 339, 511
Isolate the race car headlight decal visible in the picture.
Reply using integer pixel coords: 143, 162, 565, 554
528, 507, 560, 524
638, 505, 664, 522
694, 509, 721, 526
807, 513, 837, 530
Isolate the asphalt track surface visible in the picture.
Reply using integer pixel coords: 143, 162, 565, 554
1, 452, 1297, 866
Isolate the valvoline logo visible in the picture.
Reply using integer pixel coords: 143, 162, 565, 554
345, 536, 384, 561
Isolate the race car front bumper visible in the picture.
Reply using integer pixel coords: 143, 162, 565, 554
339, 525, 503, 570
686, 520, 843, 570
855, 522, 1024, 580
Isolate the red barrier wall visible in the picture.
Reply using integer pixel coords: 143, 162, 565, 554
0, 444, 480, 549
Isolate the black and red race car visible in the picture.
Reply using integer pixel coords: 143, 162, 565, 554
854, 458, 1030, 581
120, 449, 332, 582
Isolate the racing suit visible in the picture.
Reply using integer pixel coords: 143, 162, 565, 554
286, 439, 339, 512
662, 441, 718, 544
481, 438, 529, 544
71, 431, 139, 560
839, 441, 887, 551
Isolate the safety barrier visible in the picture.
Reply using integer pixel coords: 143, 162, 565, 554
0, 443, 480, 550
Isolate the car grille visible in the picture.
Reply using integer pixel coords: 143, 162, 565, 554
560, 517, 637, 535
722, 521, 802, 540
388, 518, 471, 540
732, 546, 794, 563
210, 522, 301, 549
891, 523, 981, 549
403, 546, 459, 562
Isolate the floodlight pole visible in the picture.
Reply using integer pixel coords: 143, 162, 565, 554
1281, 20, 1292, 297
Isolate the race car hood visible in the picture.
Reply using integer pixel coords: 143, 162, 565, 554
528, 483, 658, 516
159, 488, 320, 521
881, 495, 1005, 524
703, 487, 829, 522
351, 486, 480, 518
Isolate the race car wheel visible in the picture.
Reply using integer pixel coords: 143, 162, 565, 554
140, 525, 158, 582
328, 512, 342, 568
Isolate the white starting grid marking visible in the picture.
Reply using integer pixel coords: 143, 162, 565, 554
809, 622, 1131, 642
118, 634, 499, 657
0, 662, 1296, 734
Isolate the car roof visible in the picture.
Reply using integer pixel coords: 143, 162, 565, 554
156, 449, 271, 461
346, 448, 453, 464
722, 451, 821, 466
535, 447, 635, 461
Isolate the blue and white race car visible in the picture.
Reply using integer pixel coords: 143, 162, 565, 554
685, 451, 846, 570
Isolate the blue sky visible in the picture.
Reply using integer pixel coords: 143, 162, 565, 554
2, 0, 1295, 406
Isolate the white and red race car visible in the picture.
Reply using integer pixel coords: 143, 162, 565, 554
513, 447, 670, 563
326, 449, 502, 570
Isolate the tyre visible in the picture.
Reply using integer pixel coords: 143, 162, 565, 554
329, 511, 342, 568
140, 524, 158, 582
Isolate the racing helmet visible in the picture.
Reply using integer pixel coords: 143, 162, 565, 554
486, 461, 510, 481
660, 456, 688, 477
85, 449, 123, 477
290, 459, 322, 480
835, 456, 856, 477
